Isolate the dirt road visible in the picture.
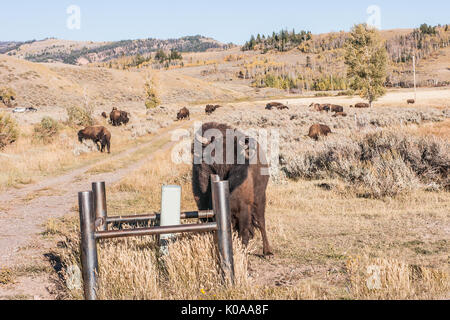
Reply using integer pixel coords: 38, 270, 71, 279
0, 122, 190, 299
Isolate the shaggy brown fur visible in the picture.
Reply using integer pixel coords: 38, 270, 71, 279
205, 104, 222, 115
110, 108, 130, 126
177, 107, 190, 120
353, 103, 370, 109
310, 103, 330, 112
78, 126, 111, 153
407, 99, 416, 104
266, 102, 288, 110
192, 122, 272, 256
308, 124, 332, 140
329, 104, 344, 113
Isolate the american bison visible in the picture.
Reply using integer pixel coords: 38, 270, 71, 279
78, 126, 111, 153
310, 103, 330, 112
329, 104, 344, 113
205, 104, 222, 115
266, 102, 288, 110
110, 108, 130, 126
192, 122, 272, 256
353, 103, 370, 109
177, 107, 190, 120
332, 112, 347, 117
101, 112, 108, 119
407, 99, 415, 105
308, 124, 332, 140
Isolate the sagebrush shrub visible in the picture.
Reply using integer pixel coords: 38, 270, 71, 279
66, 105, 94, 127
144, 80, 160, 109
0, 113, 19, 149
281, 131, 449, 197
0, 87, 16, 107
33, 117, 60, 144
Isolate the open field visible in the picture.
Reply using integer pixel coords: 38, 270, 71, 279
0, 34, 449, 300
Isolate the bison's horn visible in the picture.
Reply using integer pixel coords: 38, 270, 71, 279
195, 133, 210, 145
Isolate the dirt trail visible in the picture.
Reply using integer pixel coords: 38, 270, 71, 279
0, 121, 191, 299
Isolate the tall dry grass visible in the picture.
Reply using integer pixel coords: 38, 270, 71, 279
346, 255, 449, 300
208, 105, 449, 198
281, 130, 449, 197
50, 145, 449, 300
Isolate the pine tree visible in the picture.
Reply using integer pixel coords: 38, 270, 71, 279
345, 24, 388, 107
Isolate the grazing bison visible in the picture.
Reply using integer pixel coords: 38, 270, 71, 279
177, 107, 190, 120
308, 124, 332, 140
407, 99, 415, 105
310, 103, 330, 112
192, 122, 272, 256
266, 102, 288, 110
110, 108, 130, 126
329, 104, 344, 113
205, 104, 222, 115
101, 112, 108, 119
78, 126, 111, 153
333, 112, 347, 117
353, 103, 370, 109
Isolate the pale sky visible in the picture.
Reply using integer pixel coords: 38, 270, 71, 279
1, 0, 449, 44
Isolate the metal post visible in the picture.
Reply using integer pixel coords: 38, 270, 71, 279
212, 180, 235, 284
92, 182, 107, 232
78, 191, 99, 300
210, 174, 220, 212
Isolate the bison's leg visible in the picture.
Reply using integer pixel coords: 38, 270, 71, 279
256, 216, 273, 256
254, 199, 273, 256
230, 199, 252, 247
237, 205, 253, 247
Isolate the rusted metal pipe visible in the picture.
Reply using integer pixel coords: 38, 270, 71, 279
106, 214, 158, 224
212, 180, 235, 284
78, 191, 99, 300
105, 211, 214, 224
181, 211, 214, 219
92, 182, 107, 232
95, 223, 218, 240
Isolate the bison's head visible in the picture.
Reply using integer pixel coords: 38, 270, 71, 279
193, 124, 258, 167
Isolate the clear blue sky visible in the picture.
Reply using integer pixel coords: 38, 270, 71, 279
1, 0, 449, 44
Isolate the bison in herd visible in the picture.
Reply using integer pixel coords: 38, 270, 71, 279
78, 126, 111, 154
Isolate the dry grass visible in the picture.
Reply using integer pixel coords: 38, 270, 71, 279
208, 103, 449, 198
0, 122, 156, 191
346, 255, 448, 299
49, 144, 449, 300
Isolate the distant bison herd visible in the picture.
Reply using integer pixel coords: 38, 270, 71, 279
76, 107, 130, 154
72, 99, 397, 256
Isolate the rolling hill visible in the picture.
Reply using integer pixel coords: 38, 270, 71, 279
2, 36, 232, 65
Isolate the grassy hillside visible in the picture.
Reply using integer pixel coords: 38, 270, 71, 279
3, 36, 232, 65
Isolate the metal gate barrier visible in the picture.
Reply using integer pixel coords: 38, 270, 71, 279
78, 175, 234, 300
